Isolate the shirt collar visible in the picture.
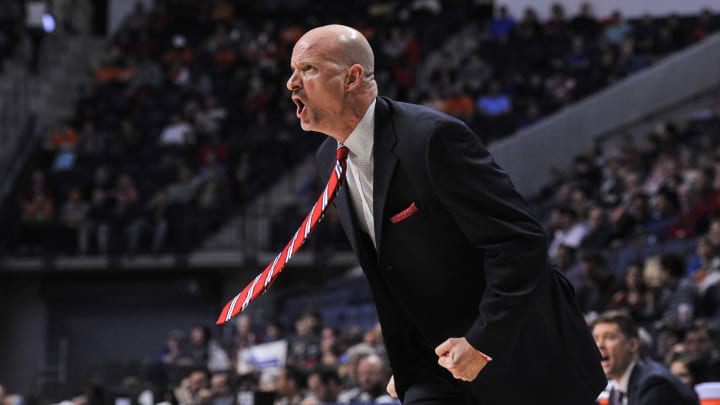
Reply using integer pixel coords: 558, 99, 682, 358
616, 357, 638, 396
341, 99, 376, 162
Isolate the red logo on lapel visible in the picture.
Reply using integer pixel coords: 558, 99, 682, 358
390, 202, 418, 224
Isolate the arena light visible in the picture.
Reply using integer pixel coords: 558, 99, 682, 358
42, 12, 55, 33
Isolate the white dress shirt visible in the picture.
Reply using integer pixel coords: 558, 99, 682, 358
342, 100, 376, 247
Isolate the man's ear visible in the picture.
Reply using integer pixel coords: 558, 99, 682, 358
346, 65, 363, 88
629, 337, 640, 353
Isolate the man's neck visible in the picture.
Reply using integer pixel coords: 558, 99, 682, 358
613, 357, 638, 395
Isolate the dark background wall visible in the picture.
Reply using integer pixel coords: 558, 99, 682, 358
0, 271, 225, 397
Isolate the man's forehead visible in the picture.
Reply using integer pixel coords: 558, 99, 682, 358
594, 322, 621, 332
292, 39, 335, 61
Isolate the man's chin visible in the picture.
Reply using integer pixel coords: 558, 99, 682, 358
299, 121, 313, 132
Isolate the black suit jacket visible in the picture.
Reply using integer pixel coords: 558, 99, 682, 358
610, 360, 699, 405
317, 97, 606, 403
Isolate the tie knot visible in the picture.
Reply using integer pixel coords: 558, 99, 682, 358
337, 146, 349, 160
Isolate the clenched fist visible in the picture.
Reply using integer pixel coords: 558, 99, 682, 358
435, 337, 490, 381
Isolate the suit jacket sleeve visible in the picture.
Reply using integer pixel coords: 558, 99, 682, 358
426, 120, 549, 357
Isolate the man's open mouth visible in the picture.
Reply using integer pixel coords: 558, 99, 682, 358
293, 97, 306, 118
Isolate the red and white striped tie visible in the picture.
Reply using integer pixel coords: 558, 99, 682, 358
217, 146, 350, 324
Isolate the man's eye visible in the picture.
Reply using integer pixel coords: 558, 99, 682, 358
302, 65, 313, 71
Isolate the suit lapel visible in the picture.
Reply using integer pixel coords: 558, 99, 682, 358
335, 185, 362, 255
626, 360, 641, 404
372, 97, 398, 259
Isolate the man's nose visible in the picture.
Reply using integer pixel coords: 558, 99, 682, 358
287, 71, 300, 91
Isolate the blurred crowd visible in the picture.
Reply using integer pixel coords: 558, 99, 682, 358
419, 3, 720, 141
1, 0, 466, 258
5, 1, 719, 259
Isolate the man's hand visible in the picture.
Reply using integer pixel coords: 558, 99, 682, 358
387, 375, 398, 398
435, 337, 489, 381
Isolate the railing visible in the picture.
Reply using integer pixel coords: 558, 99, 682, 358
0, 115, 38, 215
0, 65, 31, 179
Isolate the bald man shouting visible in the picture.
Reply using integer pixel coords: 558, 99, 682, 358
288, 24, 606, 404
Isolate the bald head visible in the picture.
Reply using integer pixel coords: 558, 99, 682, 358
299, 25, 375, 77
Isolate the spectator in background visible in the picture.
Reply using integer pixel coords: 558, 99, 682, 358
475, 80, 512, 127
58, 188, 90, 255
615, 38, 649, 78
646, 187, 680, 243
611, 261, 654, 323
139, 190, 170, 254
20, 188, 55, 255
487, 5, 515, 41
87, 188, 111, 255
569, 2, 599, 40
302, 367, 343, 405
287, 309, 322, 370
441, 84, 474, 122
194, 168, 229, 239
565, 36, 591, 73
696, 249, 720, 323
692, 8, 719, 42
653, 322, 684, 365
226, 314, 261, 372
688, 235, 720, 279
576, 251, 620, 316
544, 2, 567, 37
603, 10, 632, 45
318, 326, 341, 368
612, 192, 652, 243
669, 352, 706, 390
653, 254, 698, 329
634, 14, 659, 56
580, 206, 614, 250
157, 329, 190, 367
513, 7, 542, 40
337, 344, 374, 393
460, 54, 491, 95
166, 166, 200, 253
125, 54, 163, 95
263, 319, 285, 343
362, 323, 385, 355
21, 169, 52, 203
46, 121, 79, 154
680, 320, 720, 382
0, 382, 22, 405
174, 369, 211, 405
112, 174, 141, 255
665, 14, 690, 50
186, 326, 230, 372
592, 311, 699, 405
208, 371, 234, 405
197, 133, 228, 167
337, 353, 394, 404
195, 96, 228, 137
274, 365, 308, 405
553, 244, 583, 288
547, 204, 588, 257
160, 114, 195, 148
